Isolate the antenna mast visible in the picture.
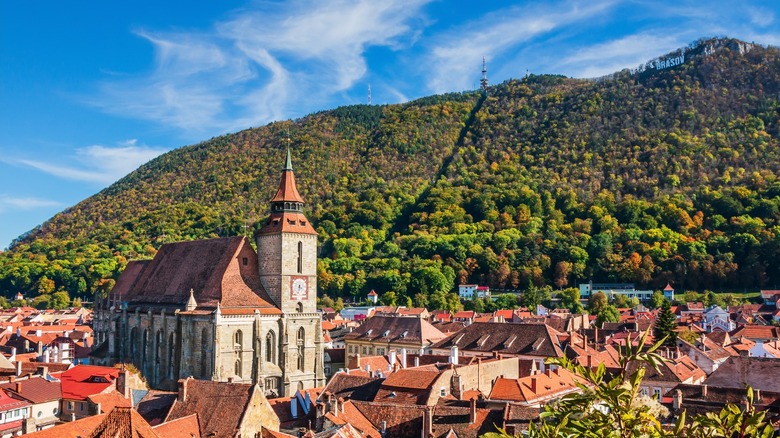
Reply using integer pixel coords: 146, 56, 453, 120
480, 57, 489, 92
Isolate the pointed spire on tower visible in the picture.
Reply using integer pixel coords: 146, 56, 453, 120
186, 288, 198, 311
284, 147, 293, 171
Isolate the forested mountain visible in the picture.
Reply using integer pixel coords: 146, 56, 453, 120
2, 37, 780, 309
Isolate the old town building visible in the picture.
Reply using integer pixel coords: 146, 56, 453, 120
92, 151, 325, 396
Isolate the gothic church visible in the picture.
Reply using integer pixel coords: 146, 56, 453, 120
93, 151, 325, 397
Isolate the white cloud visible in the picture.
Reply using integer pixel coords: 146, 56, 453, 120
424, 0, 616, 93
559, 33, 686, 78
0, 195, 60, 212
15, 140, 166, 185
94, 0, 430, 135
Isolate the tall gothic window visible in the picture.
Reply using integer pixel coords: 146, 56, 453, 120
142, 329, 149, 374
129, 327, 138, 360
234, 330, 243, 350
235, 358, 242, 378
266, 331, 276, 364
297, 241, 303, 273
201, 327, 211, 379
168, 332, 176, 380
297, 327, 305, 371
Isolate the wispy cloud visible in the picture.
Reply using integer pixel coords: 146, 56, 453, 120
558, 33, 686, 78
93, 0, 430, 135
0, 195, 60, 213
423, 0, 616, 93
14, 140, 166, 184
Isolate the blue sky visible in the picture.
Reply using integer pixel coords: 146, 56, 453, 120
1, 0, 779, 250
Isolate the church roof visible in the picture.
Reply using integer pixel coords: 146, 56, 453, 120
112, 236, 279, 313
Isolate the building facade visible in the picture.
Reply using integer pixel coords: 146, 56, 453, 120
92, 151, 325, 397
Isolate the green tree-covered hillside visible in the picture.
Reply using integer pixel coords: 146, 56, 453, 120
2, 38, 780, 308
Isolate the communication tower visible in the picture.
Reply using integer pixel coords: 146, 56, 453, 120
480, 57, 489, 92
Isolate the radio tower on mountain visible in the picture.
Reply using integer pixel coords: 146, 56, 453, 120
480, 57, 489, 93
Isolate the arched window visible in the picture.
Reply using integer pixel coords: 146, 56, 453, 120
168, 332, 176, 380
297, 327, 305, 371
297, 241, 303, 273
129, 327, 138, 360
234, 330, 243, 350
266, 331, 276, 364
155, 330, 164, 383
142, 329, 149, 373
235, 358, 242, 378
297, 302, 304, 313
201, 327, 211, 379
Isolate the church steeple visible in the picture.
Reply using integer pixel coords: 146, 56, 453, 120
270, 148, 305, 213
258, 149, 317, 236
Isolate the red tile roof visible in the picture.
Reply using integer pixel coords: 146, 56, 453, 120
22, 413, 108, 438
488, 368, 585, 402
152, 413, 200, 438
165, 379, 256, 438
87, 406, 160, 438
0, 376, 61, 403
59, 365, 119, 401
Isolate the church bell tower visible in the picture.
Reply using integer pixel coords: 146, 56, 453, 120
256, 149, 318, 314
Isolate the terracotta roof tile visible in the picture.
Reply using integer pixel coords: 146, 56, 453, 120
432, 322, 564, 358
60, 365, 119, 401
165, 379, 255, 438
344, 316, 446, 346
152, 414, 200, 438
0, 376, 61, 403
488, 368, 585, 402
112, 237, 278, 311
22, 413, 108, 438
87, 406, 160, 438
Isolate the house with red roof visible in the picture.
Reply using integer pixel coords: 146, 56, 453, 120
57, 365, 122, 421
0, 376, 61, 431
0, 384, 32, 436
488, 368, 585, 407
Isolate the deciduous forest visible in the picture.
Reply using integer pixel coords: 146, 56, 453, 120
2, 38, 779, 309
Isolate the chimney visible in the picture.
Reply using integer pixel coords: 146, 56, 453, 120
400, 348, 407, 368
178, 378, 190, 402
673, 389, 683, 410
389, 350, 397, 370
584, 335, 588, 351
469, 398, 477, 424
422, 406, 433, 438
587, 355, 592, 369
21, 418, 35, 435
530, 377, 538, 394
15, 360, 21, 377
15, 382, 21, 393
701, 385, 708, 397
450, 346, 459, 365
117, 368, 130, 399
414, 356, 420, 367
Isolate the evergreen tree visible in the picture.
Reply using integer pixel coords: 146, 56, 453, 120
654, 300, 677, 346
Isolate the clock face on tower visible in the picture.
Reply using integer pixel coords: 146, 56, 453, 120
290, 276, 309, 300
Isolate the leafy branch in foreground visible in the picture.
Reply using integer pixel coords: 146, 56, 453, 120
529, 329, 669, 438
483, 329, 775, 437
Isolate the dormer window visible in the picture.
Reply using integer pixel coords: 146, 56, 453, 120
242, 257, 248, 266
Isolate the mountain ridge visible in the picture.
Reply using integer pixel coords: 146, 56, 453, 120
2, 37, 780, 306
